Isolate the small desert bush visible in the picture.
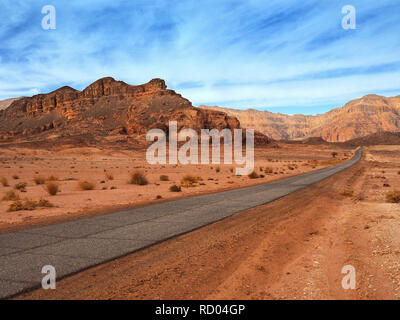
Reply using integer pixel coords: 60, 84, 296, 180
105, 173, 114, 180
37, 198, 54, 207
12, 174, 19, 180
0, 177, 9, 187
2, 190, 20, 201
180, 174, 202, 187
264, 167, 273, 174
33, 176, 46, 185
169, 184, 182, 192
7, 200, 24, 212
216, 166, 220, 173
248, 171, 259, 179
7, 198, 54, 212
14, 182, 27, 191
160, 175, 169, 181
78, 180, 96, 190
386, 190, 400, 203
46, 182, 60, 195
46, 175, 59, 181
340, 189, 354, 197
129, 171, 148, 185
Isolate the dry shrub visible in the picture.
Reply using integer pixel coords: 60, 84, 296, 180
160, 175, 169, 181
12, 174, 19, 180
264, 167, 273, 174
2, 190, 20, 201
78, 180, 95, 190
14, 182, 27, 191
129, 171, 148, 185
0, 177, 9, 187
38, 198, 54, 207
340, 189, 354, 197
180, 175, 202, 187
248, 171, 259, 179
47, 175, 59, 181
7, 198, 54, 212
46, 182, 60, 195
33, 176, 46, 185
105, 173, 114, 180
216, 166, 220, 173
386, 190, 400, 203
169, 185, 182, 192
7, 200, 24, 212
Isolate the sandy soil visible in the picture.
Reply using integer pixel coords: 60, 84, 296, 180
0, 143, 350, 232
16, 145, 400, 300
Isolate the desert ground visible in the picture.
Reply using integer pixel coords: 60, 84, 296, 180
15, 145, 400, 300
0, 143, 351, 232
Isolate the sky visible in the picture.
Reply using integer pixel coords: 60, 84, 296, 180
1, 0, 400, 115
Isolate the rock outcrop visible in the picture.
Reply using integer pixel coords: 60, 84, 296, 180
200, 94, 400, 142
0, 78, 243, 144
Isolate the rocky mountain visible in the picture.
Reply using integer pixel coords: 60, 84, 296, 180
0, 78, 243, 146
199, 94, 400, 142
0, 98, 21, 111
344, 131, 400, 146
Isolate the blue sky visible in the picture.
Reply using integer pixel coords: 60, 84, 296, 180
1, 0, 400, 115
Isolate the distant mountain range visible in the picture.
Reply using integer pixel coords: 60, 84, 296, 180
1, 79, 399, 146
199, 94, 400, 142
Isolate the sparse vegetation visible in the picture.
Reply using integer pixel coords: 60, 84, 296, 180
160, 175, 169, 181
14, 182, 27, 191
105, 173, 114, 180
129, 171, 148, 185
340, 189, 354, 197
47, 175, 59, 181
46, 182, 60, 195
331, 152, 338, 158
264, 167, 273, 174
248, 171, 259, 179
169, 184, 182, 192
0, 177, 9, 187
386, 190, 400, 203
33, 176, 46, 185
2, 190, 20, 201
78, 180, 96, 190
180, 175, 202, 187
216, 166, 220, 173
12, 174, 19, 180
7, 198, 54, 212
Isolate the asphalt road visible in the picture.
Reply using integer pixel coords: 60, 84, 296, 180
0, 148, 362, 299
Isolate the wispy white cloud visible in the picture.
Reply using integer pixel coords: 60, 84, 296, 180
0, 0, 399, 114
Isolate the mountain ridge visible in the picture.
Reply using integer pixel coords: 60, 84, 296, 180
199, 93, 400, 142
0, 77, 245, 146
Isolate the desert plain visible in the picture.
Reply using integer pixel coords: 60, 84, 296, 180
14, 145, 400, 300
0, 143, 351, 232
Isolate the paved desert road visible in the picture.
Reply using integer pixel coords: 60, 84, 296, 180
0, 148, 362, 299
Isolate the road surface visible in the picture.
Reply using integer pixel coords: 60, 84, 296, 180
0, 148, 362, 299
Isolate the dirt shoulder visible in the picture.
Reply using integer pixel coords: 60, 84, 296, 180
16, 146, 400, 300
